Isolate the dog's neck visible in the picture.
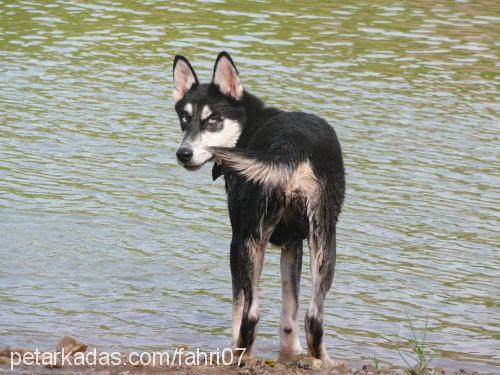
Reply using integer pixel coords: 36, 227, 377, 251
212, 91, 281, 181
236, 91, 280, 149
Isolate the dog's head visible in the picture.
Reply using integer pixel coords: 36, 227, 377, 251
172, 52, 246, 171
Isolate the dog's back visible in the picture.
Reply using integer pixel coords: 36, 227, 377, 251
213, 102, 345, 246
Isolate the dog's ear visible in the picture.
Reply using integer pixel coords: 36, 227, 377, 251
212, 51, 243, 101
173, 55, 199, 102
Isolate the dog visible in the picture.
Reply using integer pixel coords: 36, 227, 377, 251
171, 52, 345, 366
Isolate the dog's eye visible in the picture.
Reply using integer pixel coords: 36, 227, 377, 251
181, 115, 190, 123
206, 115, 221, 127
201, 115, 220, 130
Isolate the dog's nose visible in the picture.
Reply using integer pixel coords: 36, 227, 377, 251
176, 147, 193, 163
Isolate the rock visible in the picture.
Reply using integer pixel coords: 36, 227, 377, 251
56, 336, 87, 355
433, 367, 447, 375
239, 357, 257, 368
294, 359, 313, 369
312, 358, 323, 369
362, 362, 389, 374
363, 364, 378, 372
45, 362, 62, 369
264, 358, 276, 367
0, 356, 10, 365
331, 358, 347, 368
0, 347, 32, 358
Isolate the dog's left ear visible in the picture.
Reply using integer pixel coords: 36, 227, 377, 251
212, 51, 244, 101
173, 55, 199, 102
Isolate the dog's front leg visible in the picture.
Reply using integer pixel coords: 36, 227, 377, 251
229, 235, 265, 359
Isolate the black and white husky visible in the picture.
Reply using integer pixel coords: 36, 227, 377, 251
172, 52, 345, 366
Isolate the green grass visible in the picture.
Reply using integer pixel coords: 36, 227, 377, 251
398, 314, 441, 375
365, 314, 445, 374
372, 355, 382, 371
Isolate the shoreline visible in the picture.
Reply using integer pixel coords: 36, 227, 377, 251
1, 336, 497, 375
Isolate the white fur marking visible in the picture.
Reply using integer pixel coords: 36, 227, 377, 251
214, 154, 290, 187
213, 154, 318, 194
232, 292, 244, 346
201, 105, 212, 121
280, 246, 303, 355
247, 237, 265, 333
287, 162, 318, 197
180, 118, 242, 166
184, 103, 193, 115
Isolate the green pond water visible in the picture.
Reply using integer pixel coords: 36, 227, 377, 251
0, 0, 498, 371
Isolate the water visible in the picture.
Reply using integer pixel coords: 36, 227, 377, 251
0, 0, 499, 371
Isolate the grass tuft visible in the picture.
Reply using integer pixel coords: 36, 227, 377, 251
398, 314, 442, 375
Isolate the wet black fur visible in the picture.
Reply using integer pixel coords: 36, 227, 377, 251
173, 52, 345, 359
217, 90, 345, 246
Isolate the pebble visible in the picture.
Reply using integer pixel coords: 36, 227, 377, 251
56, 335, 87, 355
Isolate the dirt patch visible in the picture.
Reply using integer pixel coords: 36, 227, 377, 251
0, 337, 494, 375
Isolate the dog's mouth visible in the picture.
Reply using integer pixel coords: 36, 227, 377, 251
176, 149, 213, 171
183, 164, 202, 171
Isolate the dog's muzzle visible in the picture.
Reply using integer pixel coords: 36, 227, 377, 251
176, 147, 193, 163
176, 147, 204, 171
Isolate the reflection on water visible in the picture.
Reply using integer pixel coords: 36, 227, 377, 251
0, 0, 498, 371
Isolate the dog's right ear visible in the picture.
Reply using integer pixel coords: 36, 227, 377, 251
172, 55, 199, 102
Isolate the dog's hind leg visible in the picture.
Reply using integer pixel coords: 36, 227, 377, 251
230, 234, 267, 358
279, 239, 304, 358
304, 221, 337, 366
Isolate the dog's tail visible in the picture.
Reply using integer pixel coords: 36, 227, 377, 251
210, 147, 295, 187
